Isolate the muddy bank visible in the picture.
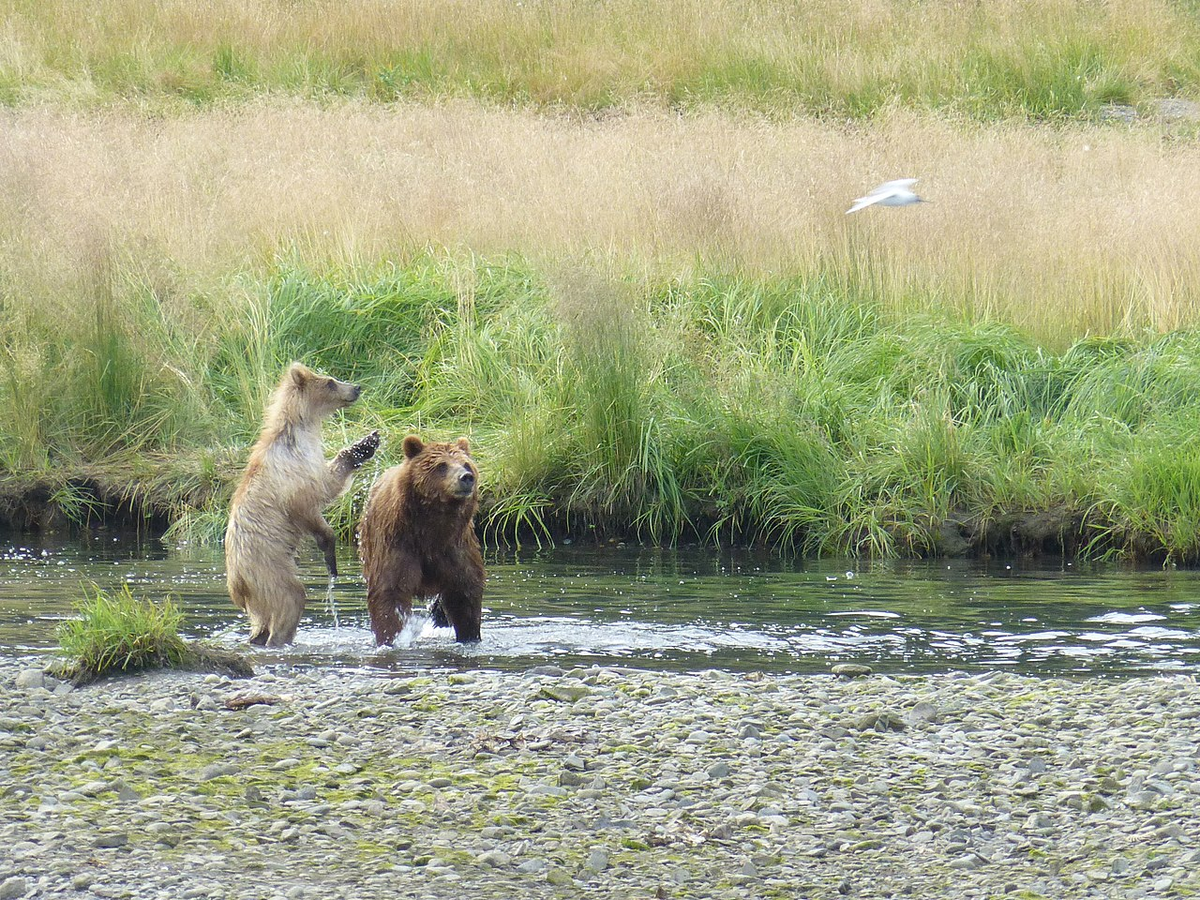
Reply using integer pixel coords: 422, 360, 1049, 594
0, 468, 1135, 563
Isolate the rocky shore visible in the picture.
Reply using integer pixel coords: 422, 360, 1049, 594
1, 657, 1198, 899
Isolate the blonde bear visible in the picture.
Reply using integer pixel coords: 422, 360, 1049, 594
225, 362, 378, 647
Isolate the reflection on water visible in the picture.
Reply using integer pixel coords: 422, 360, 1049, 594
1, 532, 1198, 676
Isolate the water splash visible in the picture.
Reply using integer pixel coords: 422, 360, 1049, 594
326, 575, 340, 630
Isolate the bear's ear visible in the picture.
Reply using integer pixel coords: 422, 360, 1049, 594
288, 362, 310, 388
455, 437, 471, 454
402, 435, 426, 459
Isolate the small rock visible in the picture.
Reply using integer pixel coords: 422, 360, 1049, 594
14, 669, 44, 690
537, 685, 590, 703
852, 711, 905, 732
707, 762, 730, 779
546, 868, 573, 886
585, 849, 609, 872
93, 832, 129, 849
904, 700, 939, 725
831, 664, 873, 677
516, 858, 548, 875
1100, 104, 1137, 124
476, 849, 511, 868
0, 877, 28, 900
1154, 98, 1200, 122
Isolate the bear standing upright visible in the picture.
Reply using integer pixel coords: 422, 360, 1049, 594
359, 435, 485, 644
225, 362, 379, 647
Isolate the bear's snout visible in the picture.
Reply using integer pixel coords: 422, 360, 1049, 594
349, 384, 363, 401
458, 470, 476, 490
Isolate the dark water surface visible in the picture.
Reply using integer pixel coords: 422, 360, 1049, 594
1, 533, 1198, 676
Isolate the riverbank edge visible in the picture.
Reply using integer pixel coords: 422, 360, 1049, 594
0, 465, 1127, 561
1, 656, 1198, 899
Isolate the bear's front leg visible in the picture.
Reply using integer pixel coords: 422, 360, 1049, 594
303, 513, 339, 577
365, 551, 420, 646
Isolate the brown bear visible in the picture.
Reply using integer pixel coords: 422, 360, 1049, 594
225, 361, 379, 647
358, 435, 485, 645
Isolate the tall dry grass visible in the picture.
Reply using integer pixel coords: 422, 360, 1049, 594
2, 102, 1199, 340
1, 0, 1197, 116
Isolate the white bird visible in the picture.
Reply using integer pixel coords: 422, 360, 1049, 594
846, 178, 927, 214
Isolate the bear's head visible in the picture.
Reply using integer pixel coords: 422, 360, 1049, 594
285, 361, 362, 418
403, 436, 478, 503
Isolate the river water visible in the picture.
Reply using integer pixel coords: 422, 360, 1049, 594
1, 533, 1198, 676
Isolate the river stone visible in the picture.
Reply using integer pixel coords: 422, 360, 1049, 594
563, 754, 586, 771
585, 849, 609, 872
14, 670, 43, 691
0, 878, 27, 900
707, 762, 731, 779
476, 849, 511, 868
831, 664, 873, 677
852, 710, 905, 732
537, 684, 590, 703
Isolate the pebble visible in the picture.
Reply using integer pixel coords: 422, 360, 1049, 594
1, 659, 1198, 899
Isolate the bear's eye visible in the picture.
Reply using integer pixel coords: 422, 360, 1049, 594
435, 462, 449, 475
325, 378, 337, 391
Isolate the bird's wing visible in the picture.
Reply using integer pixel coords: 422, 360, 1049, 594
846, 193, 883, 214
848, 185, 909, 213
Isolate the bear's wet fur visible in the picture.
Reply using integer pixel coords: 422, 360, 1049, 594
359, 435, 485, 644
225, 362, 378, 647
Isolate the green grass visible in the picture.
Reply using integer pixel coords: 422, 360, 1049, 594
57, 584, 189, 682
2, 0, 1198, 120
5, 252, 1199, 562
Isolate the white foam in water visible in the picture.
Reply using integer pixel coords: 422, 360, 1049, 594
1086, 611, 1167, 624
394, 612, 435, 648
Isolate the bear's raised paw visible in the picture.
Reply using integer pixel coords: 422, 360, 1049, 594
342, 430, 381, 468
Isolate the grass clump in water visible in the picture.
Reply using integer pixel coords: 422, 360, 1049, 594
55, 584, 250, 685
57, 585, 188, 683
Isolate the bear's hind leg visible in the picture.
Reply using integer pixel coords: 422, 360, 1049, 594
265, 580, 308, 648
438, 586, 482, 643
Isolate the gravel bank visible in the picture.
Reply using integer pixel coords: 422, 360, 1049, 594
1, 657, 1198, 899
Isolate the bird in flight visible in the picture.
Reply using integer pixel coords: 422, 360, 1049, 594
846, 178, 927, 214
